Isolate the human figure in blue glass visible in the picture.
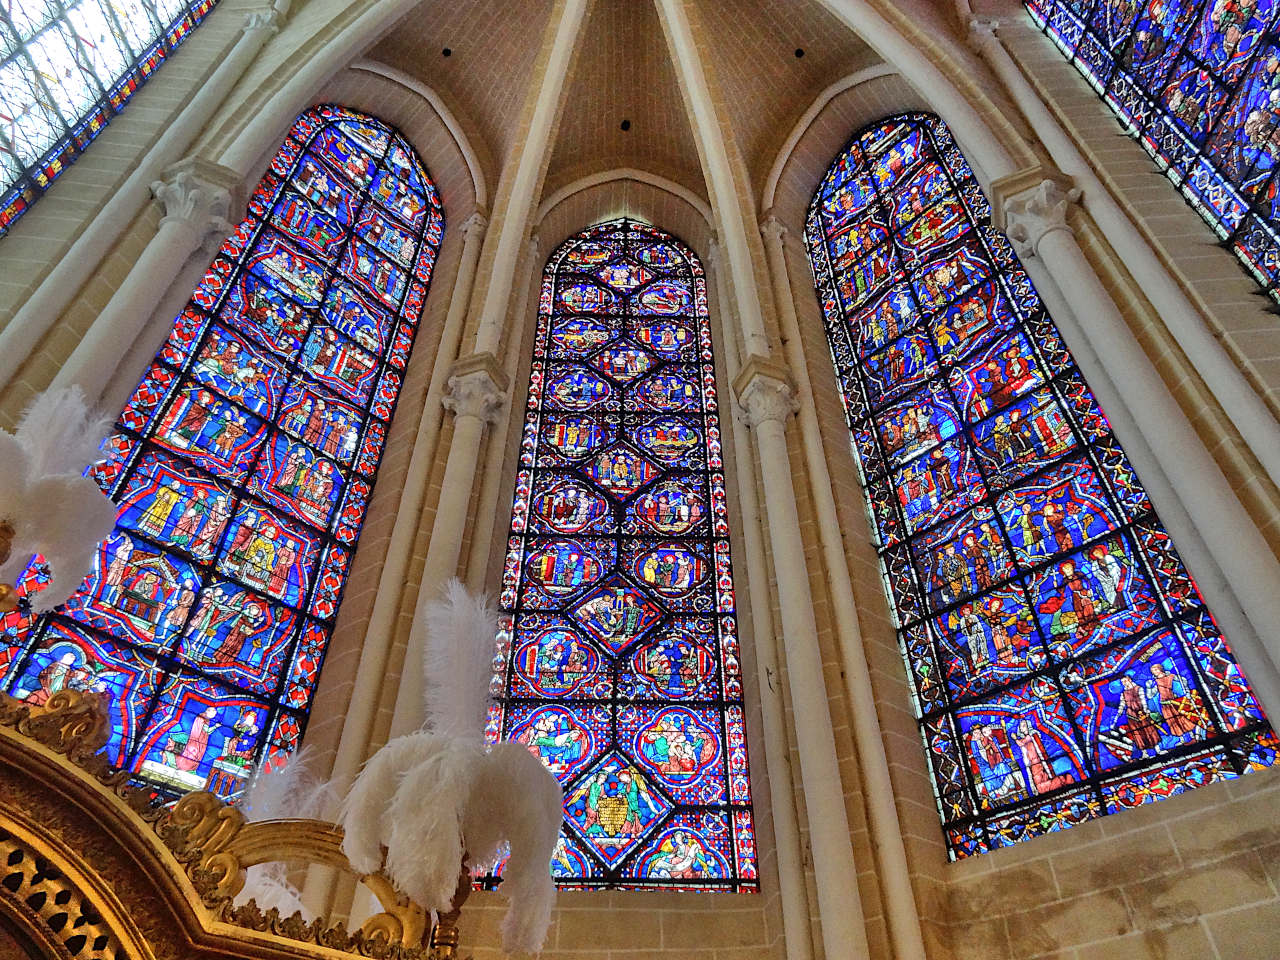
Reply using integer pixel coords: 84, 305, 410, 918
968, 722, 1022, 802
1194, 0, 1271, 76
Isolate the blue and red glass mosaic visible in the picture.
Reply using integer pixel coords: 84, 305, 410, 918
490, 219, 757, 889
805, 112, 1276, 858
1026, 0, 1280, 299
0, 105, 443, 799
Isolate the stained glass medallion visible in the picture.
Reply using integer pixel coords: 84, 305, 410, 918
805, 112, 1276, 859
0, 105, 443, 799
1026, 0, 1280, 300
492, 219, 757, 889
0, 0, 218, 236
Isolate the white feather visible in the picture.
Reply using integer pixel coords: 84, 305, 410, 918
422, 577, 498, 740
385, 739, 482, 911
242, 747, 336, 822
235, 862, 312, 921
467, 742, 563, 955
340, 731, 442, 876
13, 385, 111, 479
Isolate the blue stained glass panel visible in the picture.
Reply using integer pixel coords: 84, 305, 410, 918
805, 112, 1276, 858
1, 105, 443, 799
1026, 0, 1280, 299
492, 219, 757, 889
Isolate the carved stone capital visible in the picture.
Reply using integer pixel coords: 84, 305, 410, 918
733, 355, 797, 428
461, 208, 488, 240
759, 213, 787, 246
990, 169, 1080, 260
443, 353, 507, 423
967, 15, 1001, 53
242, 5, 282, 33
151, 157, 239, 243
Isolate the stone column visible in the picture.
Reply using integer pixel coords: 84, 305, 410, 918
389, 355, 507, 738
996, 176, 1280, 719
735, 361, 871, 960
967, 15, 1280, 489
300, 212, 490, 917
759, 214, 927, 960
708, 240, 814, 960
654, 0, 771, 358
471, 0, 589, 355
49, 157, 238, 403
0, 2, 284, 392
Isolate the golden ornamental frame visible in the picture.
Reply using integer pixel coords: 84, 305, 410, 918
0, 690, 470, 960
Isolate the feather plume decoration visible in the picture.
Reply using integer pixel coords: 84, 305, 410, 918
340, 731, 444, 876
341, 580, 561, 954
242, 746, 336, 822
235, 863, 312, 920
422, 577, 498, 740
0, 387, 116, 611
13, 385, 113, 479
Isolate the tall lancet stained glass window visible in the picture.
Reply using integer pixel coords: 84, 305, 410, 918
0, 104, 443, 798
490, 219, 757, 890
805, 113, 1277, 859
1026, 0, 1280, 300
0, 0, 217, 236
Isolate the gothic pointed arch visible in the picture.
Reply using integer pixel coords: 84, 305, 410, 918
804, 111, 1277, 858
490, 218, 757, 889
0, 104, 444, 798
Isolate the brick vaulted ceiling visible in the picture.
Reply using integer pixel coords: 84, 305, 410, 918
368, 0, 878, 214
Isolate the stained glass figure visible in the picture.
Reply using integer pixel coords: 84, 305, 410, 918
1026, 0, 1280, 299
805, 112, 1276, 858
0, 0, 217, 236
0, 104, 443, 799
491, 219, 757, 889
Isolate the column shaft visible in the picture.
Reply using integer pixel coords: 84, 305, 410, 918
323, 213, 488, 791
472, 0, 588, 355
710, 244, 814, 960
760, 219, 927, 960
49, 158, 236, 403
749, 408, 870, 960
388, 362, 505, 739
1008, 194, 1280, 719
301, 217, 487, 917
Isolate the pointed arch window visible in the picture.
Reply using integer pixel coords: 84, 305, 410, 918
0, 0, 219, 236
805, 112, 1276, 858
1027, 0, 1280, 300
490, 219, 758, 889
0, 104, 443, 798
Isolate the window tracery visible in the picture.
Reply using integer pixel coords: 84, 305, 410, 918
805, 111, 1276, 858
1027, 0, 1280, 299
490, 219, 757, 889
0, 0, 217, 235
0, 104, 443, 799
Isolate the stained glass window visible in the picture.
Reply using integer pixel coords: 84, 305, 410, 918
0, 0, 218, 236
0, 104, 444, 798
489, 219, 757, 890
1026, 0, 1280, 299
805, 112, 1277, 858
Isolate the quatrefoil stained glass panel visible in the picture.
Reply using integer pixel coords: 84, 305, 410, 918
805, 112, 1276, 859
0, 104, 443, 798
490, 219, 758, 890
